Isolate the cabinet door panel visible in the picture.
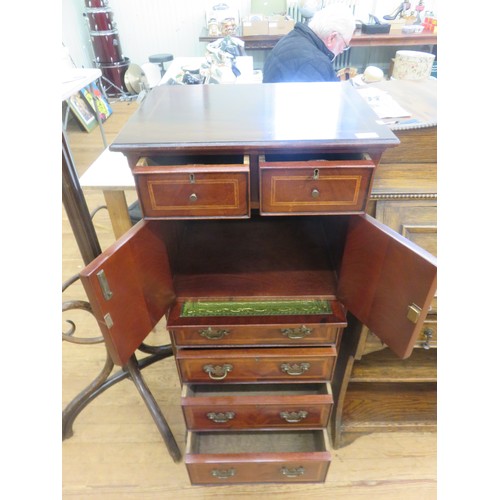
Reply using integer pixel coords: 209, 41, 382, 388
79, 220, 175, 366
338, 214, 437, 359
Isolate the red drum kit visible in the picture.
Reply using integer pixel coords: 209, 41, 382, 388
84, 0, 129, 95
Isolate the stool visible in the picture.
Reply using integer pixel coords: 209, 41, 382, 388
148, 53, 174, 77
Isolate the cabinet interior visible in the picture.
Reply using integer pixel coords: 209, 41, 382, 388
185, 383, 330, 398
165, 212, 348, 302
189, 430, 327, 454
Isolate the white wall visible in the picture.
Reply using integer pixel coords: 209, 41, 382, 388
61, 1, 438, 69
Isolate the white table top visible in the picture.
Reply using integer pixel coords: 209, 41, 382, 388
80, 147, 134, 190
62, 68, 102, 101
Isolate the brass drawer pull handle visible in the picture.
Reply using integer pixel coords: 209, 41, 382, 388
206, 411, 235, 423
311, 188, 320, 198
280, 410, 308, 423
211, 467, 236, 479
199, 327, 230, 340
281, 466, 305, 478
280, 325, 312, 339
203, 363, 233, 380
422, 328, 434, 350
280, 362, 310, 376
189, 193, 198, 202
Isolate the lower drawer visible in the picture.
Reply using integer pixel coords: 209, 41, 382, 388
185, 429, 331, 485
181, 382, 333, 430
176, 346, 337, 383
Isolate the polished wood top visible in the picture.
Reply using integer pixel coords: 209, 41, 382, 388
110, 82, 398, 156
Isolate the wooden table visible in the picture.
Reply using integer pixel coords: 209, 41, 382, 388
78, 82, 437, 484
199, 27, 437, 50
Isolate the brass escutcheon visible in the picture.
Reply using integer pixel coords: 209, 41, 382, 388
280, 362, 311, 376
280, 410, 308, 423
281, 466, 305, 477
281, 325, 312, 339
203, 363, 233, 380
206, 411, 235, 423
199, 327, 230, 340
211, 467, 236, 479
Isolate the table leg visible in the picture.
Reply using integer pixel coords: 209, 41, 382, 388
103, 190, 133, 238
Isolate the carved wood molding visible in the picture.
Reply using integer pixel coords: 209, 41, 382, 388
370, 193, 437, 200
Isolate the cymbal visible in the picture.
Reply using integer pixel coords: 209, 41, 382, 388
124, 63, 147, 94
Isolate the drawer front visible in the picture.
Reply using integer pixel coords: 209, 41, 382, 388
176, 346, 337, 383
170, 324, 341, 347
133, 164, 250, 218
182, 383, 333, 430
185, 430, 331, 485
260, 160, 375, 215
167, 299, 346, 347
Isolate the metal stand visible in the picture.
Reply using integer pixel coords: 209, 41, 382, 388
62, 130, 181, 463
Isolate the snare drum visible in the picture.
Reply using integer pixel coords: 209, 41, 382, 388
85, 0, 108, 7
85, 8, 115, 31
90, 29, 123, 63
97, 57, 130, 95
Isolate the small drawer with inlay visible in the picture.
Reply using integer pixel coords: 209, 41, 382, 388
185, 429, 331, 484
176, 346, 337, 383
181, 382, 333, 430
132, 155, 250, 219
260, 156, 375, 215
167, 299, 346, 347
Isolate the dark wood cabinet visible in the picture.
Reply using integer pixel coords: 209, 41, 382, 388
79, 82, 437, 485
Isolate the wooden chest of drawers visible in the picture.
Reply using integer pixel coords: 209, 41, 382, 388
79, 82, 437, 485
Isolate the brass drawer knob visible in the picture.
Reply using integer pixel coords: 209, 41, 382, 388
311, 188, 320, 198
189, 193, 198, 202
198, 327, 230, 340
206, 411, 235, 423
281, 325, 312, 339
211, 467, 236, 479
203, 363, 233, 380
281, 466, 305, 478
280, 410, 308, 423
280, 362, 311, 376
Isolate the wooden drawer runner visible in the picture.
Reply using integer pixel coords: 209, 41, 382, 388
167, 299, 346, 347
260, 159, 375, 215
185, 430, 331, 484
176, 346, 337, 383
133, 157, 250, 218
181, 382, 333, 430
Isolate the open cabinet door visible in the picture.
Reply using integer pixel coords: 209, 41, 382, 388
80, 220, 176, 366
338, 214, 437, 359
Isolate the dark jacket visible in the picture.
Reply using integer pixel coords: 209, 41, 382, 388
263, 22, 338, 83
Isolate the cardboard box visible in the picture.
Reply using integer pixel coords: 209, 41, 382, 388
241, 19, 269, 35
268, 15, 294, 35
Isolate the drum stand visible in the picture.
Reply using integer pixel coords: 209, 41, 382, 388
99, 74, 134, 101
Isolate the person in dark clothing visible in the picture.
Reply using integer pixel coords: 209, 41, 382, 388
263, 5, 356, 83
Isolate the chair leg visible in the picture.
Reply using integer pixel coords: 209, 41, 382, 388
62, 351, 115, 440
125, 354, 182, 463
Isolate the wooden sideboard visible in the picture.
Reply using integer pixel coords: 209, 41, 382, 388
331, 79, 437, 448
78, 82, 437, 485
199, 27, 437, 50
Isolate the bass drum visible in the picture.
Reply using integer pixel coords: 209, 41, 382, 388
85, 0, 108, 7
90, 29, 123, 63
97, 57, 130, 95
85, 8, 115, 32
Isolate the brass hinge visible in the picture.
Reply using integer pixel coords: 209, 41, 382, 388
97, 270, 113, 301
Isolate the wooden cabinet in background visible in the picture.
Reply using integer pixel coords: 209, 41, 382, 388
331, 83, 437, 448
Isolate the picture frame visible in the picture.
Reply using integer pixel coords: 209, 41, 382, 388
67, 92, 98, 133
81, 82, 113, 123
